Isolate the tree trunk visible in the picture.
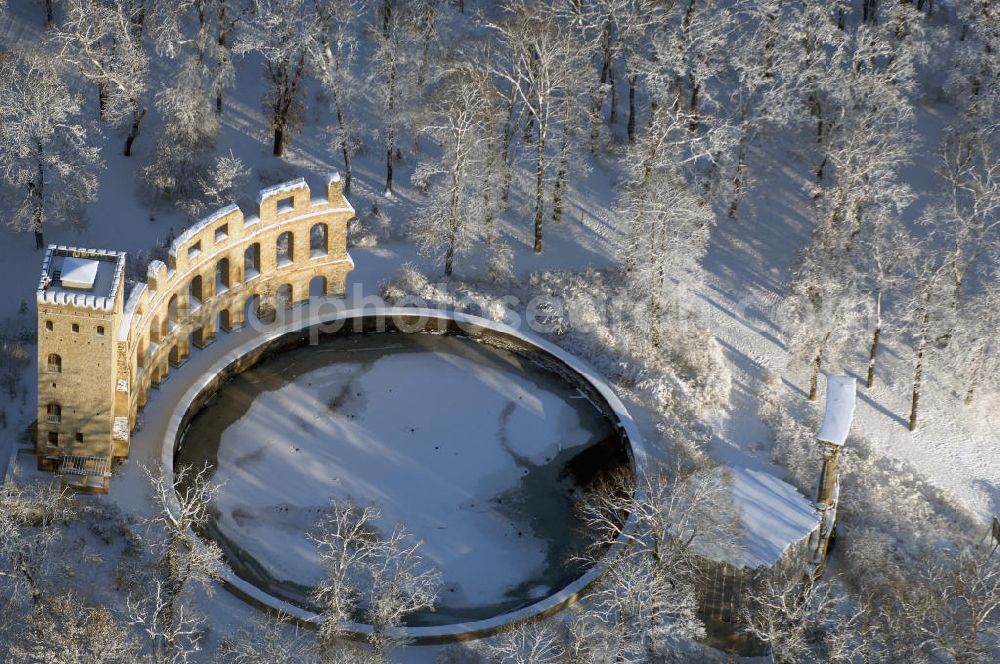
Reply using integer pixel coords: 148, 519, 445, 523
335, 96, 352, 195
964, 344, 985, 405
552, 118, 570, 225
445, 159, 461, 277
383, 55, 397, 196
909, 313, 929, 431
501, 92, 515, 202
98, 82, 108, 122
809, 347, 823, 401
688, 77, 700, 131
592, 22, 612, 148
609, 61, 618, 125
18, 552, 42, 607
273, 125, 285, 157
627, 73, 637, 142
384, 145, 394, 197
589, 82, 602, 153
728, 134, 748, 219
533, 122, 546, 253
123, 107, 147, 157
30, 155, 45, 249
866, 292, 881, 388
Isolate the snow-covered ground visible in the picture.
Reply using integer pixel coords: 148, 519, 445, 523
0, 1, 996, 660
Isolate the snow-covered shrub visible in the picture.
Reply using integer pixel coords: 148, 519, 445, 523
143, 57, 220, 209
380, 266, 732, 418
349, 204, 394, 247
758, 381, 817, 492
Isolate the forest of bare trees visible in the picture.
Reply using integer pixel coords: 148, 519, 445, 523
1, 0, 999, 661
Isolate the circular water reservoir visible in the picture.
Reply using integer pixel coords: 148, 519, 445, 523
175, 322, 632, 627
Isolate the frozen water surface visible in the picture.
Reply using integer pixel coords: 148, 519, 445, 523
176, 331, 624, 625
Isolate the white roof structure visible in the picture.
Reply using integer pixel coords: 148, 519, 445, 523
60, 257, 100, 289
816, 375, 857, 446
692, 466, 820, 569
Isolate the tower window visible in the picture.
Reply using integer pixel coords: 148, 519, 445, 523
46, 403, 61, 423
47, 354, 62, 373
47, 431, 58, 446
72, 323, 79, 333
97, 326, 105, 336
75, 432, 84, 443
45, 320, 53, 331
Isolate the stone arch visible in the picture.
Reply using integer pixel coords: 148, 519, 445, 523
276, 283, 293, 308
310, 223, 328, 257
216, 257, 231, 293
169, 345, 181, 367
167, 294, 179, 329
190, 275, 204, 312
309, 275, 328, 298
245, 243, 261, 279
218, 308, 231, 333
244, 294, 261, 324
276, 231, 294, 266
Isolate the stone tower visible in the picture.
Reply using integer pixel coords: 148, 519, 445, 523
813, 374, 856, 561
32, 174, 354, 493
35, 247, 127, 492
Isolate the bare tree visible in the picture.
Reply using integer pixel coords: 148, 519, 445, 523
955, 280, 1000, 405
310, 498, 380, 659
409, 70, 491, 276
56, 0, 151, 155
219, 613, 321, 664
134, 463, 224, 663
577, 461, 739, 659
617, 106, 715, 346
0, 480, 75, 609
896, 235, 953, 431
236, 0, 316, 157
368, 0, 419, 196
9, 593, 141, 663
144, 55, 220, 204
0, 50, 100, 249
476, 620, 564, 664
179, 151, 249, 219
722, 0, 805, 219
741, 567, 855, 664
364, 523, 442, 662
784, 240, 870, 401
936, 123, 1000, 309
489, 0, 577, 253
900, 543, 1000, 664
313, 0, 362, 195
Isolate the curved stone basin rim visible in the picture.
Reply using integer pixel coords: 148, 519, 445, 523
159, 307, 648, 644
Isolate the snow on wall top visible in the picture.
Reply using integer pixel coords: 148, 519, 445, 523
817, 375, 856, 446
36, 245, 126, 311
168, 204, 240, 258
707, 466, 820, 569
146, 260, 166, 285
119, 283, 147, 341
257, 177, 306, 206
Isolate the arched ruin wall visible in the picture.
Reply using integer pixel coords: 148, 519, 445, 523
112, 176, 355, 451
